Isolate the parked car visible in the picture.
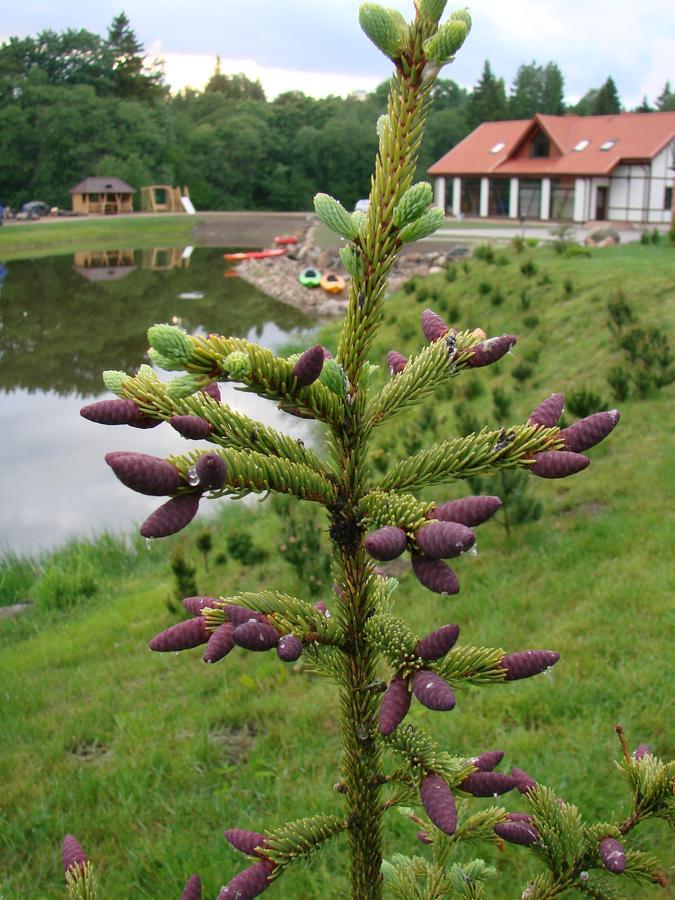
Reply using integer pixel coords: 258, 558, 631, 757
21, 200, 51, 219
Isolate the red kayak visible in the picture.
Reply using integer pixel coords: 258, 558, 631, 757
223, 248, 286, 261
274, 235, 298, 246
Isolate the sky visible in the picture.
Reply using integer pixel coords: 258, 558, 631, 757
2, 1, 674, 108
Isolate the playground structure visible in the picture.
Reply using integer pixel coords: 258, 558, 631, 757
140, 185, 195, 215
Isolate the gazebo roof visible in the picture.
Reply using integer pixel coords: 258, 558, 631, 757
69, 177, 135, 194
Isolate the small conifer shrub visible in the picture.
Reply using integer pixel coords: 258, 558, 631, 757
71, 4, 672, 898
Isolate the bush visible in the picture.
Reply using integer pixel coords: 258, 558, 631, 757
520, 259, 538, 278
403, 279, 417, 295
34, 561, 99, 611
444, 265, 457, 282
526, 237, 539, 247
170, 547, 198, 603
567, 387, 608, 418
226, 530, 268, 566
519, 289, 531, 310
563, 278, 574, 297
538, 272, 552, 286
650, 228, 661, 244
564, 244, 591, 258
607, 366, 631, 402
491, 386, 512, 420
640, 229, 651, 245
511, 362, 534, 383
511, 235, 526, 253
490, 288, 505, 307
473, 243, 495, 263
461, 260, 470, 274
495, 253, 509, 266
607, 290, 636, 335
478, 280, 492, 296
0, 552, 38, 606
523, 315, 539, 329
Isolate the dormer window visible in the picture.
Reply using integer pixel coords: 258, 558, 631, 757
600, 139, 617, 151
490, 142, 505, 153
574, 140, 590, 152
531, 134, 550, 158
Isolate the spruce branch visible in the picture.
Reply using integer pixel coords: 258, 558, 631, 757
261, 814, 348, 868
209, 591, 342, 644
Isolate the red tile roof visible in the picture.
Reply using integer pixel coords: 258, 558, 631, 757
428, 111, 675, 178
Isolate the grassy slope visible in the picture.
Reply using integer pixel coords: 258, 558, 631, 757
0, 216, 203, 261
1, 243, 674, 898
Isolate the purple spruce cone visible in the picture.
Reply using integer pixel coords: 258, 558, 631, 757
633, 744, 653, 760
416, 830, 432, 845
501, 650, 560, 681
459, 771, 516, 796
183, 596, 219, 615
528, 393, 565, 428
223, 605, 267, 627
217, 860, 274, 899
80, 398, 140, 425
224, 829, 268, 857
431, 495, 502, 527
419, 773, 457, 836
292, 345, 325, 387
421, 309, 450, 342
414, 624, 460, 660
494, 819, 539, 845
201, 382, 221, 402
196, 453, 228, 490
466, 335, 516, 368
314, 601, 329, 616
128, 414, 161, 429
474, 749, 505, 772
170, 415, 213, 440
379, 676, 412, 736
599, 837, 626, 874
140, 493, 200, 538
387, 351, 408, 375
233, 621, 280, 651
364, 526, 408, 561
511, 767, 537, 794
416, 521, 475, 559
149, 616, 208, 652
530, 450, 589, 479
62, 835, 87, 873
181, 874, 202, 900
561, 410, 620, 453
277, 634, 303, 662
411, 554, 460, 595
203, 623, 236, 663
412, 670, 456, 711
105, 451, 182, 496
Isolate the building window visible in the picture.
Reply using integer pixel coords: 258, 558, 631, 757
490, 142, 505, 154
600, 139, 617, 151
574, 140, 590, 152
665, 187, 673, 211
531, 134, 549, 158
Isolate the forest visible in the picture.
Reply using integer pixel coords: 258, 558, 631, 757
1, 13, 674, 213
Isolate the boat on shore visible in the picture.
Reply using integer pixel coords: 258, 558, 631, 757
299, 267, 321, 287
274, 235, 298, 246
223, 247, 286, 261
320, 271, 345, 294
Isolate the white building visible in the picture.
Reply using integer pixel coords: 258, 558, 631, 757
428, 111, 675, 225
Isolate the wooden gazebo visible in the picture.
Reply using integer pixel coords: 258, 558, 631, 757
70, 177, 135, 215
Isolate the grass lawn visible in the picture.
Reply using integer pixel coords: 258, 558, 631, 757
1, 241, 673, 898
0, 215, 205, 262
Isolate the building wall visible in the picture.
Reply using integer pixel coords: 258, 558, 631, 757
607, 144, 674, 223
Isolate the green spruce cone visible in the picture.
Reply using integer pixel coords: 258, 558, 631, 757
599, 837, 626, 874
313, 193, 358, 240
411, 554, 460, 594
419, 773, 457, 836
80, 398, 141, 425
203, 623, 235, 663
319, 358, 348, 396
233, 621, 280, 651
181, 874, 202, 900
494, 819, 539, 846
465, 335, 517, 368
416, 521, 475, 558
511, 767, 537, 794
102, 369, 128, 396
166, 374, 205, 400
105, 451, 182, 496
149, 617, 209, 652
365, 526, 408, 561
223, 351, 252, 382
412, 670, 456, 710
170, 416, 213, 440
423, 18, 468, 63
527, 393, 565, 428
530, 450, 589, 479
473, 749, 504, 771
414, 624, 460, 660
394, 182, 433, 228
224, 829, 268, 857
459, 771, 516, 797
217, 860, 275, 899
500, 649, 560, 680
398, 206, 445, 243
140, 493, 201, 538
450, 8, 472, 30
147, 323, 193, 365
358, 3, 408, 60
339, 245, 364, 279
62, 835, 87, 873
560, 410, 620, 453
431, 495, 502, 527
380, 676, 412, 735
417, 0, 447, 23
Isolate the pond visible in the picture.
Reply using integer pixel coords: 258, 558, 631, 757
0, 247, 320, 555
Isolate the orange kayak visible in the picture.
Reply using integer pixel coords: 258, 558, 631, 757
223, 248, 286, 261
320, 271, 345, 294
274, 235, 298, 246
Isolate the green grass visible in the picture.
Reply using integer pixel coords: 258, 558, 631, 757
0, 215, 204, 261
1, 243, 674, 898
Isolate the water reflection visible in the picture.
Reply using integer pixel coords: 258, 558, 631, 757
0, 247, 319, 554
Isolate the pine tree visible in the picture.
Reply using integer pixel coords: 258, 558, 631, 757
106, 12, 164, 101
72, 4, 672, 898
656, 81, 675, 112
591, 76, 622, 115
466, 60, 508, 129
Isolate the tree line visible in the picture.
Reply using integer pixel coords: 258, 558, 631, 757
1, 14, 673, 212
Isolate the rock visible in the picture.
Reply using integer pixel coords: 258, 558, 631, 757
588, 225, 620, 244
